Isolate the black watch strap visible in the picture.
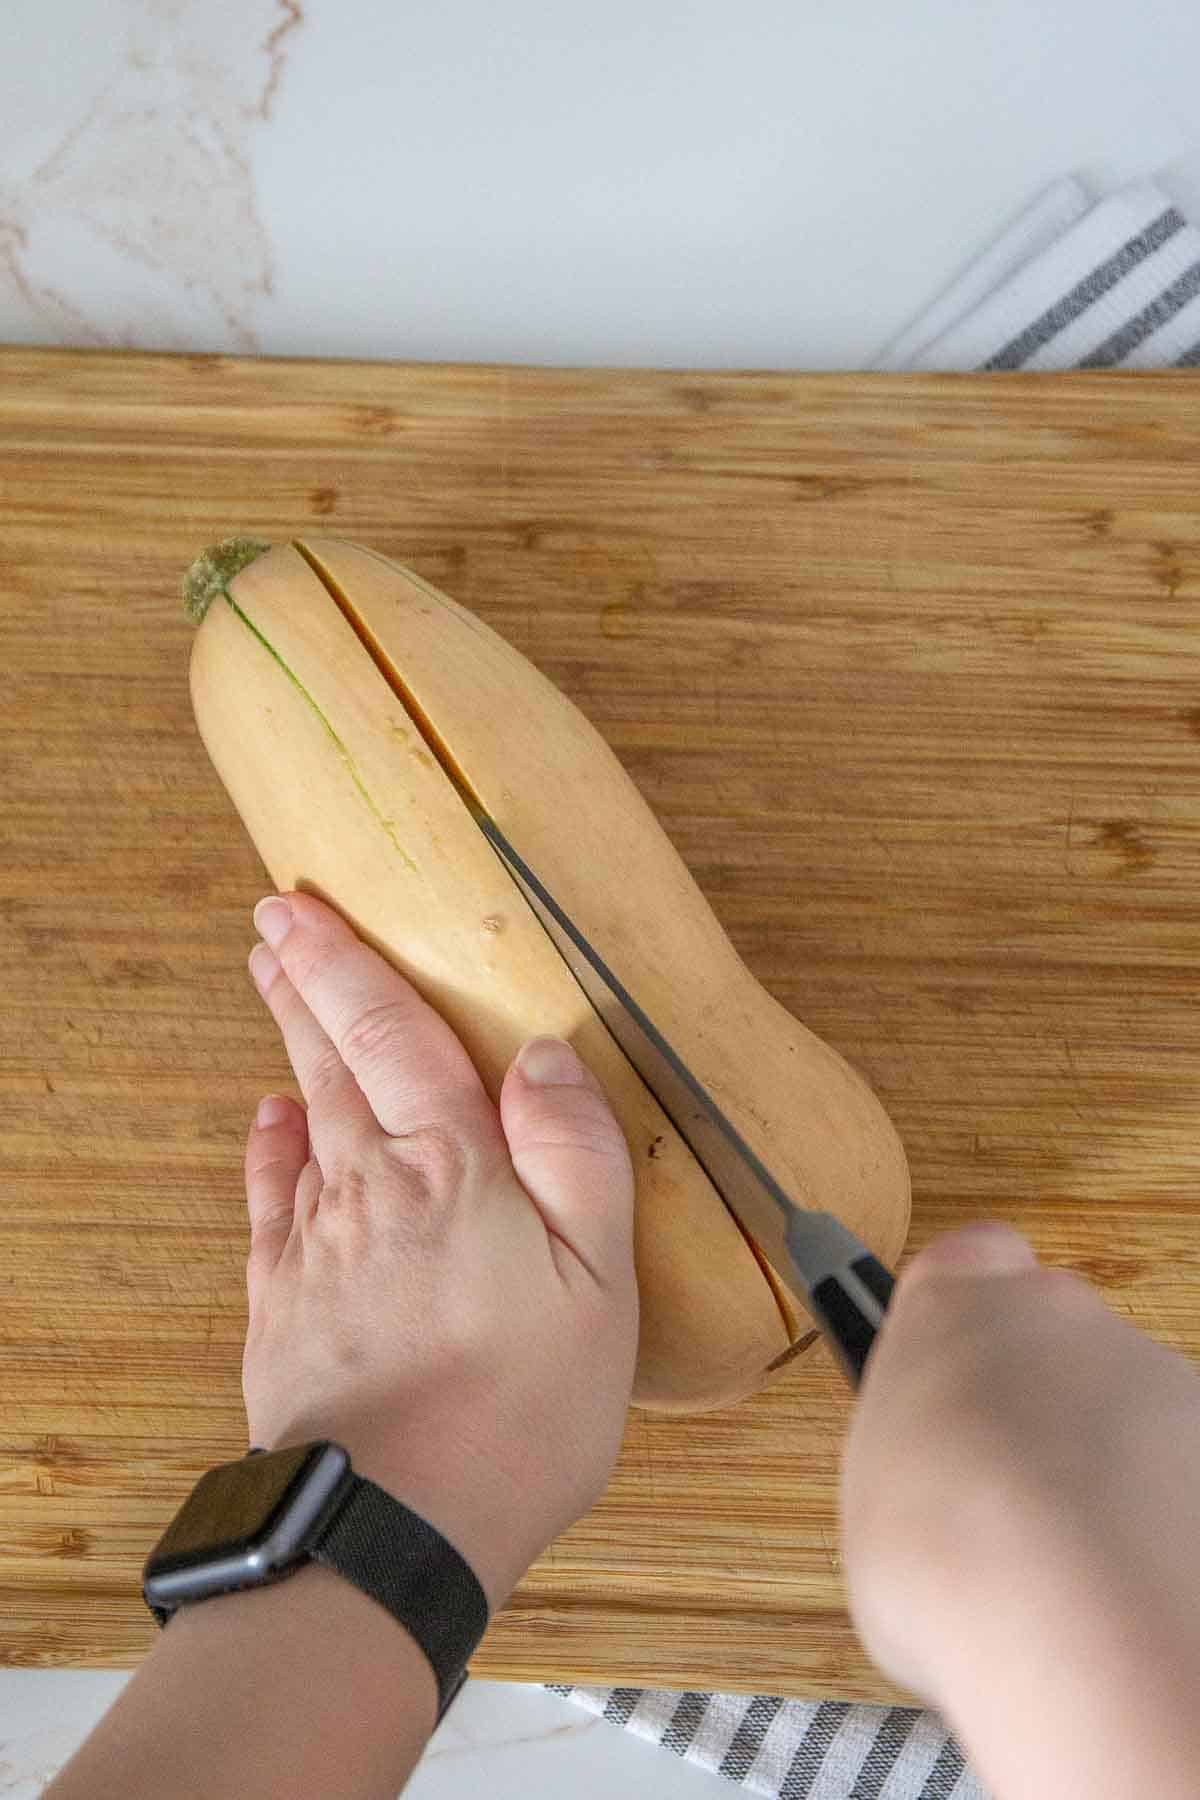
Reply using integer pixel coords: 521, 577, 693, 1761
311, 1477, 489, 1724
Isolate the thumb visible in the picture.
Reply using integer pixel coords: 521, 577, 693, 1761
499, 1037, 635, 1284
857, 1222, 1040, 1402
901, 1220, 1038, 1290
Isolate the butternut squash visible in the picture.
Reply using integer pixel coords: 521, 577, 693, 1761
183, 537, 909, 1411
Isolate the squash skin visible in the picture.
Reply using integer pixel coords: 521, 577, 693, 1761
186, 539, 910, 1411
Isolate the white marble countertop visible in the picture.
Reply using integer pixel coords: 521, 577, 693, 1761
2, 0, 1199, 370
3, 1, 1199, 1793
0, 1671, 729, 1799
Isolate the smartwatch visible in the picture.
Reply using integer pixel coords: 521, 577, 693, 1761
142, 1442, 489, 1724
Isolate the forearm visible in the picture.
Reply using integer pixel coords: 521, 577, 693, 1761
935, 1536, 1200, 1800
45, 1564, 437, 1800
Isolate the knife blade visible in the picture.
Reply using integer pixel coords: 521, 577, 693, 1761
476, 813, 894, 1387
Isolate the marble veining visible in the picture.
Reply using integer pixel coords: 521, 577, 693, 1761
0, 0, 301, 351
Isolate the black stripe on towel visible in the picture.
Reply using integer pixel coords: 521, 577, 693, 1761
778, 1701, 853, 1799
718, 1694, 786, 1781
982, 205, 1185, 369
1175, 336, 1200, 366
1077, 258, 1200, 366
850, 1707, 921, 1798
662, 1690, 711, 1754
544, 1684, 573, 1697
918, 1733, 970, 1797
602, 1687, 643, 1726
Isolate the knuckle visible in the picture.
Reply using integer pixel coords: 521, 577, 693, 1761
316, 1161, 370, 1215
247, 1146, 298, 1183
274, 928, 326, 990
307, 1043, 350, 1103
526, 1087, 627, 1160
338, 999, 405, 1071
382, 1120, 471, 1197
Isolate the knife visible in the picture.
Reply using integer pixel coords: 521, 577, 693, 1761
475, 813, 895, 1388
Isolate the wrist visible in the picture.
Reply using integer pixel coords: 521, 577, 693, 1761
926, 1514, 1200, 1800
262, 1425, 534, 1613
361, 1450, 536, 1612
176, 1557, 434, 1688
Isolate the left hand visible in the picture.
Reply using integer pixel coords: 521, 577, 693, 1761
240, 889, 639, 1610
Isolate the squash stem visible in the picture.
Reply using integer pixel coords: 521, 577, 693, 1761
181, 536, 272, 624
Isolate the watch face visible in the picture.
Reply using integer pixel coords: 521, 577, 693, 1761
151, 1444, 319, 1571
143, 1442, 350, 1611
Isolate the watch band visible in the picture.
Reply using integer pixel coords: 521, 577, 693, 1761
311, 1476, 490, 1724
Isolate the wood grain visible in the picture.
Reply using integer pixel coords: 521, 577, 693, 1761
2, 346, 1199, 1699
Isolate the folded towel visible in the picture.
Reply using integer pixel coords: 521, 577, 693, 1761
877, 176, 1200, 371
874, 175, 1092, 371
548, 1686, 984, 1799
547, 164, 1200, 1800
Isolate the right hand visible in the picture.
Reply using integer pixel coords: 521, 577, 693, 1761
841, 1222, 1200, 1800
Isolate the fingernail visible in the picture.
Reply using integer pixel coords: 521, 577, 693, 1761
908, 1221, 1037, 1283
517, 1036, 586, 1087
248, 942, 280, 994
253, 895, 292, 950
256, 1094, 290, 1128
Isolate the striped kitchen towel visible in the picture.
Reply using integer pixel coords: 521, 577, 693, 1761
546, 1686, 984, 1799
875, 172, 1200, 371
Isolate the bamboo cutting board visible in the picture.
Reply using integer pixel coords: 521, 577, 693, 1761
2, 347, 1199, 1701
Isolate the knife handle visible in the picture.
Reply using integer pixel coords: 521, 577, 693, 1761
809, 1254, 895, 1387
